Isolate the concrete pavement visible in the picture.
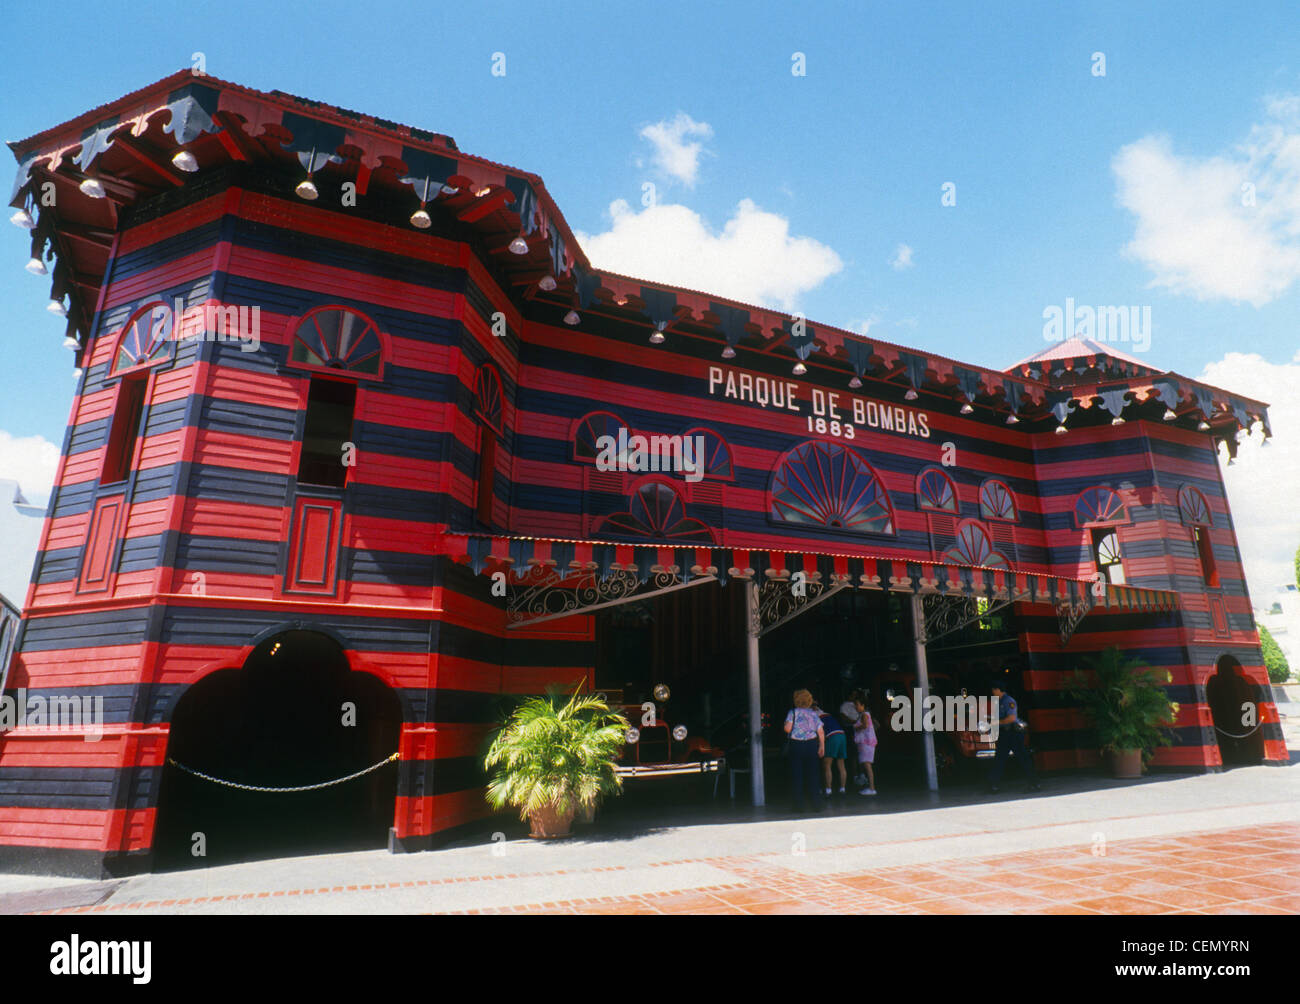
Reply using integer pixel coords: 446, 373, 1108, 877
1, 762, 1296, 915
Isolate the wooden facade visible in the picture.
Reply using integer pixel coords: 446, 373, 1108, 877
1, 73, 1283, 877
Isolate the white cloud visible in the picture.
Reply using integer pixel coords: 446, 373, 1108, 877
639, 114, 713, 187
575, 198, 843, 311
1198, 349, 1300, 602
889, 243, 914, 270
1113, 95, 1300, 306
849, 315, 881, 335
0, 430, 59, 505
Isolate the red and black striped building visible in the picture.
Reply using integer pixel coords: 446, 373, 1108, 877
2, 73, 1284, 877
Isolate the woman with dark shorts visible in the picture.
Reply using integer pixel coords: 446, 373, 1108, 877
784, 689, 825, 812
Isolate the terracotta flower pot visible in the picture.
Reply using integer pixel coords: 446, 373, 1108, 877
528, 802, 576, 839
1108, 749, 1143, 778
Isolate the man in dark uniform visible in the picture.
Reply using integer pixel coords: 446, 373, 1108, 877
989, 682, 1041, 793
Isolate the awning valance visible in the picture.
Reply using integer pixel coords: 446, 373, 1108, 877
438, 530, 1179, 614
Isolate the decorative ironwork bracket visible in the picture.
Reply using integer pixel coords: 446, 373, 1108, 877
1056, 596, 1093, 646
505, 568, 717, 628
756, 577, 846, 638
920, 592, 1015, 646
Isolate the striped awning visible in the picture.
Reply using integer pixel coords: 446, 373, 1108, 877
437, 531, 1179, 613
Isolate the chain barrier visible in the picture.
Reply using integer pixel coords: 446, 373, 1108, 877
166, 752, 399, 793
1212, 724, 1262, 739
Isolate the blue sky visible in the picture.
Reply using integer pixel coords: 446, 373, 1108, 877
2, 0, 1298, 590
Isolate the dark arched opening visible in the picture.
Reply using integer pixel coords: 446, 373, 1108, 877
1206, 655, 1265, 768
152, 630, 402, 869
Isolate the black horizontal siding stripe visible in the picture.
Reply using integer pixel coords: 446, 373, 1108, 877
229, 216, 466, 294
173, 534, 282, 575
18, 606, 434, 653
215, 272, 464, 347
109, 218, 225, 282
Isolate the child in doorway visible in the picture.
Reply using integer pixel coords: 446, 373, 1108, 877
853, 693, 877, 795
813, 703, 848, 796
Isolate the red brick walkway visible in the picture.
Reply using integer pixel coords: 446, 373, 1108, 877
452, 822, 1300, 915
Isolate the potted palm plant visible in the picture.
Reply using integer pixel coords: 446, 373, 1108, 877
1067, 646, 1180, 778
484, 688, 629, 839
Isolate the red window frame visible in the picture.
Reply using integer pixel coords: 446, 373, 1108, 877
285, 305, 387, 381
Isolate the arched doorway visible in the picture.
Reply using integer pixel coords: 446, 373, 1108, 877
152, 630, 402, 869
1206, 655, 1265, 767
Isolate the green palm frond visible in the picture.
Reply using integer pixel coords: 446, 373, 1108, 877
484, 687, 629, 821
1066, 645, 1180, 760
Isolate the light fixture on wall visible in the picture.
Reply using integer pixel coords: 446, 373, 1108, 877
9, 208, 34, 230
563, 310, 580, 326
848, 375, 862, 388
62, 335, 79, 349
1197, 420, 1211, 431
960, 403, 974, 414
792, 361, 807, 376
47, 299, 67, 317
410, 206, 432, 229
295, 177, 319, 200
538, 275, 557, 292
1162, 408, 1177, 421
25, 256, 47, 276
1054, 424, 1068, 435
79, 177, 106, 199
508, 235, 529, 255
649, 323, 666, 344
721, 345, 737, 359
172, 150, 199, 172
1111, 416, 1125, 425
904, 388, 918, 401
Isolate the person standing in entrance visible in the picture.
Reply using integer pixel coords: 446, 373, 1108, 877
813, 703, 848, 796
988, 682, 1041, 793
784, 690, 825, 812
852, 692, 878, 795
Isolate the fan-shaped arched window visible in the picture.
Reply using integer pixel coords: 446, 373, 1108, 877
942, 521, 1008, 568
1177, 485, 1218, 587
681, 427, 735, 480
597, 480, 714, 544
1074, 486, 1127, 528
917, 468, 958, 512
573, 411, 628, 463
770, 441, 894, 535
979, 479, 1018, 521
1177, 485, 1212, 527
474, 365, 504, 433
1094, 529, 1125, 585
288, 306, 384, 377
112, 301, 174, 374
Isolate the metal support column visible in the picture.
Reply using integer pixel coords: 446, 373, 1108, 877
745, 580, 765, 807
910, 592, 939, 793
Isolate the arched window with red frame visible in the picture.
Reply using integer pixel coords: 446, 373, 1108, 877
573, 411, 629, 464
917, 467, 958, 512
1075, 486, 1129, 585
680, 427, 735, 480
979, 478, 1018, 521
942, 520, 1008, 568
287, 305, 385, 378
1177, 485, 1212, 527
1074, 486, 1127, 528
770, 440, 895, 535
111, 300, 174, 375
1178, 485, 1218, 587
